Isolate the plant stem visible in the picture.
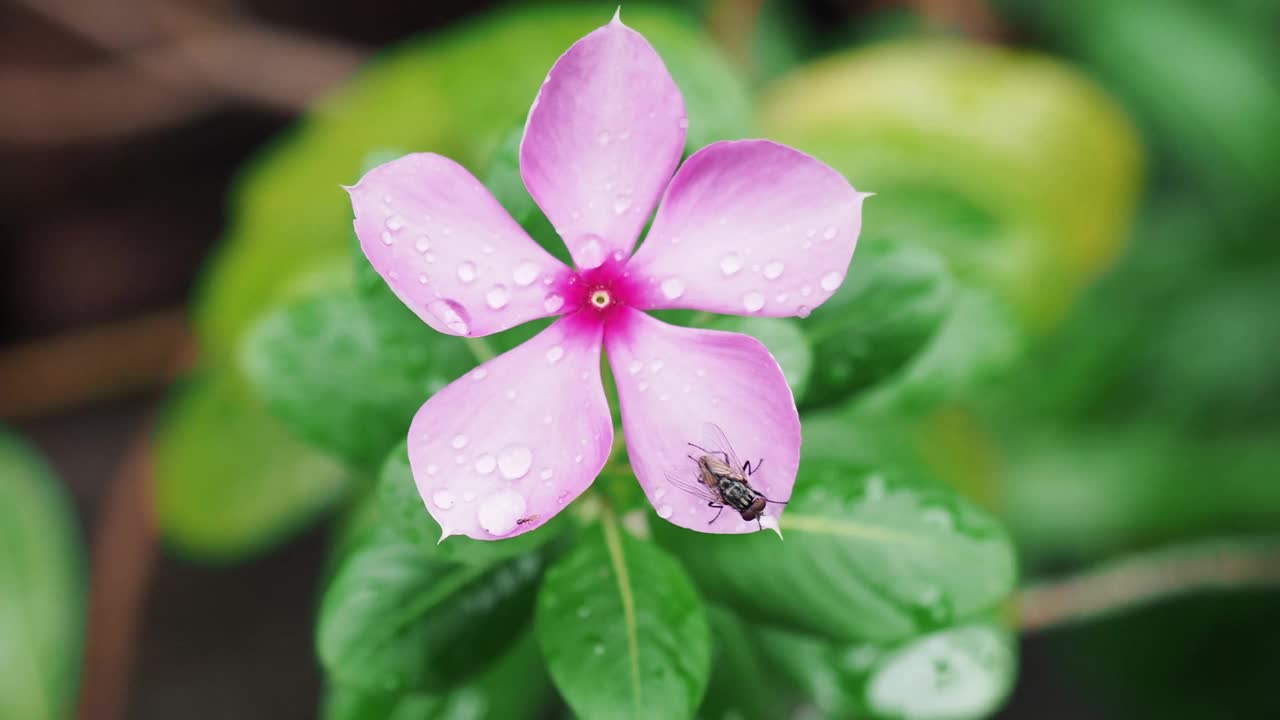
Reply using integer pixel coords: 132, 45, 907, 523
1016, 534, 1280, 633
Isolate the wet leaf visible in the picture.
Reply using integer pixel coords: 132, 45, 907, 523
323, 631, 553, 720
0, 431, 84, 720
657, 421, 1016, 643
317, 535, 543, 692
536, 521, 711, 720
153, 372, 350, 560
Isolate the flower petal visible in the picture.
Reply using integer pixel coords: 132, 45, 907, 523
605, 308, 800, 534
350, 153, 571, 337
520, 14, 686, 270
408, 314, 613, 540
625, 140, 866, 317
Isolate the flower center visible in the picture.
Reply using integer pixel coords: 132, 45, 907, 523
589, 289, 612, 309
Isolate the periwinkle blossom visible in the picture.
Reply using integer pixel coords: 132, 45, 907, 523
348, 12, 866, 541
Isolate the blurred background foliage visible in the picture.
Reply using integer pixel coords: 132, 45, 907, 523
3, 0, 1278, 718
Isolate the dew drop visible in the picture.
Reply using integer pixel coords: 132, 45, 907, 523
477, 490, 527, 536
432, 490, 456, 509
574, 454, 584, 463
451, 434, 469, 450
776, 293, 789, 303
424, 252, 436, 263
498, 444, 533, 479
417, 274, 428, 284
544, 293, 565, 313
513, 262, 539, 287
638, 381, 649, 392
613, 195, 632, 215
801, 285, 814, 297
719, 253, 744, 276
426, 299, 470, 335
797, 305, 811, 318
821, 272, 843, 292
415, 236, 431, 253
649, 360, 664, 374
763, 261, 785, 280
380, 231, 394, 246
457, 261, 477, 284
597, 130, 611, 146
545, 345, 564, 363
593, 644, 606, 656
823, 225, 838, 240
540, 468, 554, 481
654, 487, 667, 499
657, 504, 673, 519
426, 464, 439, 475
471, 368, 488, 381
474, 454, 496, 475
628, 360, 643, 375
385, 215, 406, 231
660, 277, 685, 300
486, 285, 510, 309
743, 291, 765, 312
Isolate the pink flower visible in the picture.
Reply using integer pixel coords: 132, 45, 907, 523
347, 13, 865, 540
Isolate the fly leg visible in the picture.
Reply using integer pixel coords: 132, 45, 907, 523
688, 442, 732, 466
707, 502, 725, 525
743, 458, 764, 475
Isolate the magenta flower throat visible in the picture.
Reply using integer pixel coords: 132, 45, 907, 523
348, 13, 867, 541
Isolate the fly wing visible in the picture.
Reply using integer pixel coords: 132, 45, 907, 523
704, 422, 745, 475
664, 472, 721, 505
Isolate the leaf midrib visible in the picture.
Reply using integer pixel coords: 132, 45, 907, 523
602, 512, 642, 715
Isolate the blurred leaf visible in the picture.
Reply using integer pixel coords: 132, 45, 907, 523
857, 287, 1023, 416
0, 431, 83, 720
709, 315, 812, 402
758, 39, 1142, 328
999, 0, 1280, 244
317, 536, 543, 692
323, 631, 553, 720
377, 441, 567, 565
757, 621, 1016, 720
1005, 425, 1280, 561
536, 521, 711, 720
240, 290, 471, 469
802, 237, 953, 406
698, 607, 791, 720
657, 422, 1017, 643
196, 4, 751, 361
153, 372, 350, 560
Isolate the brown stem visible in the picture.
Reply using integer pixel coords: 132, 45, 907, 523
1017, 535, 1280, 633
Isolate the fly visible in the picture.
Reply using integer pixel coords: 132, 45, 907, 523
665, 423, 787, 531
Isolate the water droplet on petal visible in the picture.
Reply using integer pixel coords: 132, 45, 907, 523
513, 262, 539, 286
474, 454, 496, 475
451, 434, 469, 450
797, 305, 811, 318
426, 299, 470, 335
486, 285, 510, 309
654, 487, 667, 500
660, 278, 684, 300
471, 368, 488, 381
578, 236, 606, 269
544, 293, 565, 313
597, 130, 611, 146
638, 381, 649, 392
628, 360, 643, 375
385, 215, 406, 231
720, 253, 744, 276
763, 261, 785, 280
743, 292, 765, 312
821, 272, 843, 292
415, 236, 431, 253
823, 225, 838, 240
457, 262, 477, 284
613, 195, 632, 215
801, 285, 814, 297
433, 490, 456, 509
498, 444, 533, 479
678, 117, 689, 129
545, 345, 564, 363
380, 231, 394, 246
657, 504, 673, 519
477, 490, 527, 536
540, 468, 553, 480
426, 464, 439, 475
650, 360, 664, 373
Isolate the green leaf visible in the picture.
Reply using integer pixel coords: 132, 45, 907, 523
0, 431, 84, 720
153, 372, 350, 560
698, 607, 791, 720
709, 315, 812, 402
856, 287, 1023, 416
536, 518, 711, 720
196, 4, 750, 361
376, 441, 567, 565
657, 424, 1017, 643
802, 237, 953, 406
240, 290, 472, 469
317, 536, 543, 692
323, 631, 553, 720
757, 621, 1016, 720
